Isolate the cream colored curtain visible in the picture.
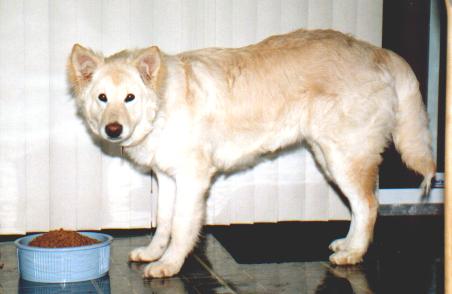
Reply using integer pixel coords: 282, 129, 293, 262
0, 0, 383, 234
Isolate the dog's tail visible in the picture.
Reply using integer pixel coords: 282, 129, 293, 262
385, 50, 436, 195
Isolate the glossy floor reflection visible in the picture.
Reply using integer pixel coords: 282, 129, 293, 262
0, 216, 443, 293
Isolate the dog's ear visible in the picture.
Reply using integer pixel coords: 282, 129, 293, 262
134, 46, 161, 87
68, 44, 103, 95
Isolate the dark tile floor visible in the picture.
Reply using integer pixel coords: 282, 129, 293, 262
0, 216, 444, 293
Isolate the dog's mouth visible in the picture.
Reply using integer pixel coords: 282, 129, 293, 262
106, 136, 123, 142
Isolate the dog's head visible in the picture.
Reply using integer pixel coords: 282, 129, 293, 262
68, 44, 163, 146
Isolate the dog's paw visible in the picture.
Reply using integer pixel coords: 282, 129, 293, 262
329, 238, 348, 252
329, 250, 364, 265
143, 261, 182, 278
129, 247, 161, 262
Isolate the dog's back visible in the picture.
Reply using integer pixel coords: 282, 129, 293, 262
172, 29, 434, 179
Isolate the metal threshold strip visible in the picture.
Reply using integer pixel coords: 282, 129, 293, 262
378, 203, 443, 216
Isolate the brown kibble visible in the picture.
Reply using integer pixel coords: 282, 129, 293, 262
28, 229, 100, 248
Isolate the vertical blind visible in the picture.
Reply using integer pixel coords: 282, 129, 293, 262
0, 0, 382, 234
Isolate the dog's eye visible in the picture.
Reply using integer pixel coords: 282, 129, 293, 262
98, 93, 107, 102
125, 93, 135, 103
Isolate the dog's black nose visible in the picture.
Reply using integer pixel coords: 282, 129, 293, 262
105, 122, 123, 138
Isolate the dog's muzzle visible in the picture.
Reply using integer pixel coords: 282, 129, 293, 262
105, 122, 123, 139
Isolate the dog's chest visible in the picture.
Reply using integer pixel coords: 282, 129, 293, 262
125, 139, 157, 169
124, 130, 181, 173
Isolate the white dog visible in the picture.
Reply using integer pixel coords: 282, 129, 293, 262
68, 29, 435, 278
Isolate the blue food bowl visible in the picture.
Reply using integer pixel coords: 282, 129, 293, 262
15, 232, 113, 283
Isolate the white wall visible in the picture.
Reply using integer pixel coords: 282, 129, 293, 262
0, 0, 383, 234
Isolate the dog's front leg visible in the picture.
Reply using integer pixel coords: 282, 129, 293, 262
129, 172, 176, 262
143, 173, 210, 278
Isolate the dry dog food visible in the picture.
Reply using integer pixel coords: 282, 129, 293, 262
29, 229, 100, 248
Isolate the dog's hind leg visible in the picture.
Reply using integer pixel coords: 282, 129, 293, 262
321, 144, 380, 265
143, 170, 212, 278
129, 172, 176, 262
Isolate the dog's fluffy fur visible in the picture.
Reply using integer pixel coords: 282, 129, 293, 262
68, 29, 435, 278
